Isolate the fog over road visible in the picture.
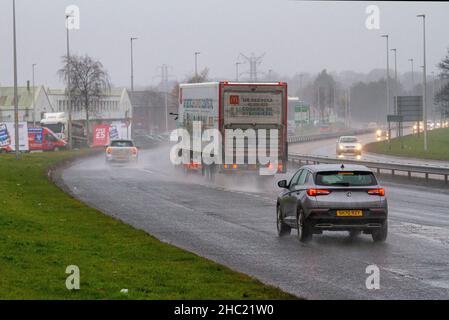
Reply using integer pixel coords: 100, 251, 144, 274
60, 139, 449, 299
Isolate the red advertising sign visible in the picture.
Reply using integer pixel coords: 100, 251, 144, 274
93, 125, 110, 146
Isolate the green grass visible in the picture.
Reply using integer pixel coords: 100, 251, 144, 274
365, 127, 449, 161
0, 151, 296, 300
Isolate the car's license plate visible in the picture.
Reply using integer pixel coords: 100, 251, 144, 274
336, 210, 363, 217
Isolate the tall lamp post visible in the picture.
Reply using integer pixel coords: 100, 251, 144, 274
12, 0, 20, 159
391, 48, 398, 136
130, 37, 138, 92
65, 14, 73, 150
381, 35, 391, 120
32, 63, 37, 126
235, 62, 241, 82
391, 48, 398, 85
417, 14, 428, 152
431, 71, 436, 123
409, 58, 415, 91
194, 51, 201, 80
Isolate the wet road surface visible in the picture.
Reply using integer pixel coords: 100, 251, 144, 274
60, 143, 449, 299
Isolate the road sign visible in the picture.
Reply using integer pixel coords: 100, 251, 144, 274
387, 115, 403, 122
294, 103, 309, 124
396, 96, 423, 122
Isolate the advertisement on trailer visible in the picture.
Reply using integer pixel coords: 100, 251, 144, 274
92, 122, 131, 147
0, 122, 29, 152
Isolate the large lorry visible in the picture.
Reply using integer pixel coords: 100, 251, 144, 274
40, 112, 86, 148
176, 82, 288, 177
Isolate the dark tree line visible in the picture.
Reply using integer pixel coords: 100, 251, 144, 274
435, 48, 449, 121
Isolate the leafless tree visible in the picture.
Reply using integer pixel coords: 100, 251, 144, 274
187, 68, 210, 84
58, 54, 110, 144
168, 69, 210, 121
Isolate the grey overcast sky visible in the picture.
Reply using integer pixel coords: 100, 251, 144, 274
1, 0, 448, 88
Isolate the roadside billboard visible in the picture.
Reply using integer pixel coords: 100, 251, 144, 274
0, 122, 29, 152
92, 122, 131, 147
92, 124, 110, 147
110, 121, 131, 140
396, 96, 423, 122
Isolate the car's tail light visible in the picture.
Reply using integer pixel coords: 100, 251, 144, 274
367, 188, 385, 196
131, 147, 138, 155
186, 162, 200, 169
278, 163, 283, 172
232, 164, 238, 169
307, 189, 331, 196
223, 164, 229, 169
106, 147, 112, 154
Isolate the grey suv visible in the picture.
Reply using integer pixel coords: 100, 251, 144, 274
276, 164, 388, 242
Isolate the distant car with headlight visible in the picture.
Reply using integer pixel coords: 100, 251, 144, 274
276, 164, 388, 243
413, 123, 424, 134
105, 139, 138, 164
336, 136, 362, 156
376, 129, 389, 141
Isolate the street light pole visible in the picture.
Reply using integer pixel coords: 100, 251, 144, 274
431, 71, 436, 123
235, 62, 241, 81
12, 0, 20, 159
162, 64, 169, 133
391, 48, 398, 136
194, 52, 201, 80
391, 48, 398, 84
381, 35, 390, 120
417, 14, 428, 152
409, 58, 415, 91
130, 37, 138, 92
65, 14, 73, 150
32, 63, 37, 127
299, 73, 305, 91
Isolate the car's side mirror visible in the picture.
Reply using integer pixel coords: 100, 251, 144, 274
277, 180, 288, 189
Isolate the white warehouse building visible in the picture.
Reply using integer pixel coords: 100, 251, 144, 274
46, 88, 132, 123
1, 85, 132, 126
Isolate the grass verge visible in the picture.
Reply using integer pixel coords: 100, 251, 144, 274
0, 151, 296, 300
365, 128, 449, 161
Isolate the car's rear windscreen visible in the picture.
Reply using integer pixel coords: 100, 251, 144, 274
315, 171, 377, 187
111, 141, 134, 147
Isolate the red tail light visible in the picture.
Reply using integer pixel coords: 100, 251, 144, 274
278, 163, 283, 172
307, 189, 331, 196
131, 147, 138, 155
106, 147, 112, 154
186, 162, 201, 169
367, 188, 385, 196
